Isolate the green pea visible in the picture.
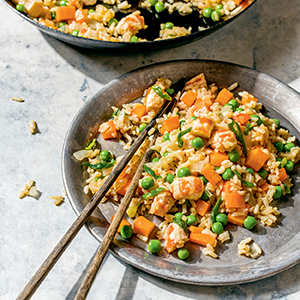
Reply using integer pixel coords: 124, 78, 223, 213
148, 239, 161, 253
211, 9, 221, 22
199, 175, 208, 185
163, 152, 169, 157
273, 119, 280, 128
72, 30, 79, 36
51, 11, 56, 19
59, 0, 67, 5
141, 177, 154, 190
216, 213, 228, 225
285, 160, 294, 172
174, 212, 184, 220
152, 157, 160, 162
191, 116, 197, 120
222, 168, 234, 180
192, 137, 205, 150
88, 9, 95, 14
201, 190, 209, 200
212, 222, 223, 234
203, 7, 213, 18
100, 150, 112, 161
250, 115, 263, 125
284, 143, 295, 152
155, 1, 164, 12
273, 186, 283, 199
236, 108, 244, 112
258, 169, 268, 179
163, 133, 170, 142
120, 225, 133, 239
164, 22, 174, 29
274, 142, 284, 152
149, 0, 157, 5
276, 158, 282, 168
177, 248, 189, 260
130, 36, 139, 42
165, 173, 174, 184
139, 123, 147, 132
177, 167, 191, 178
243, 216, 257, 230
186, 215, 197, 226
58, 22, 67, 28
228, 99, 239, 110
215, 4, 223, 10
247, 168, 254, 175
16, 4, 25, 11
228, 150, 240, 162
215, 166, 220, 170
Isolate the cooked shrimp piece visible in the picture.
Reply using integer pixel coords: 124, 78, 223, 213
116, 11, 145, 36
144, 78, 171, 113
149, 191, 176, 217
210, 129, 237, 152
170, 176, 204, 200
163, 223, 189, 253
184, 73, 207, 91
191, 116, 214, 138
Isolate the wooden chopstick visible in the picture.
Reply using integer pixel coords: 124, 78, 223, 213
74, 138, 155, 300
17, 97, 175, 300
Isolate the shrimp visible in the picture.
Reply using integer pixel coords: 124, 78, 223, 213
116, 11, 145, 36
163, 223, 189, 253
210, 129, 237, 152
170, 176, 204, 200
191, 116, 214, 139
149, 191, 176, 217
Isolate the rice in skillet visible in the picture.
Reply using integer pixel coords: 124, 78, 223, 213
74, 72, 299, 259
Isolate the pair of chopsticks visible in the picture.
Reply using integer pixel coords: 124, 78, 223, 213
17, 92, 178, 300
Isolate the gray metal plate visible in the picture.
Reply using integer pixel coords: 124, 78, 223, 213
62, 60, 300, 285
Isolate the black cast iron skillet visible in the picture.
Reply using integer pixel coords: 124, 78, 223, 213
2, 0, 256, 51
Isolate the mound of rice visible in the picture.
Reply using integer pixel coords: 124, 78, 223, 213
74, 72, 299, 259
12, 0, 253, 42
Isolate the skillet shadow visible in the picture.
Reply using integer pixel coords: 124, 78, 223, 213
111, 255, 300, 300
41, 0, 300, 86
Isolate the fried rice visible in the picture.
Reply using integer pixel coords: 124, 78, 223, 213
74, 72, 300, 259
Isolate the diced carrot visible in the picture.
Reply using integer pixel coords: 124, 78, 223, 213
75, 8, 89, 24
233, 113, 251, 125
227, 213, 247, 227
111, 215, 131, 233
201, 164, 222, 186
278, 168, 288, 182
210, 151, 228, 167
234, 0, 242, 4
130, 104, 147, 119
40, 19, 57, 30
116, 179, 132, 196
100, 120, 118, 140
224, 193, 245, 209
259, 182, 270, 193
56, 6, 76, 22
133, 216, 155, 237
160, 115, 180, 134
189, 231, 217, 247
195, 199, 211, 216
67, 19, 76, 25
245, 148, 269, 172
215, 88, 233, 106
240, 0, 251, 9
181, 90, 197, 108
189, 226, 203, 233
80, 28, 88, 35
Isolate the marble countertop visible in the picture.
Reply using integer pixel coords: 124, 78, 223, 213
1, 0, 300, 299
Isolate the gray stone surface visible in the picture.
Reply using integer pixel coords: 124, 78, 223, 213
1, 0, 300, 299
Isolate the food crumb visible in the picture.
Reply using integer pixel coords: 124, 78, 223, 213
18, 180, 41, 199
12, 97, 24, 102
49, 196, 64, 206
238, 237, 262, 258
28, 119, 37, 134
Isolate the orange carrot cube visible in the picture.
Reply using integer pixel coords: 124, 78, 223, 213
245, 148, 269, 172
210, 151, 229, 167
160, 116, 180, 134
133, 216, 155, 237
196, 199, 211, 216
201, 164, 222, 186
215, 88, 233, 106
181, 90, 197, 108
